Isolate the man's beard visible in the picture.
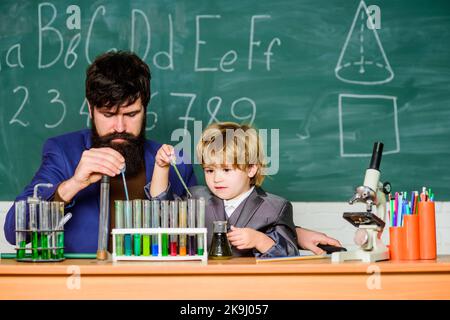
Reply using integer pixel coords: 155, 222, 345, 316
91, 120, 146, 178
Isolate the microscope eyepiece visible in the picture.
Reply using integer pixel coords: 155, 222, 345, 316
369, 142, 384, 171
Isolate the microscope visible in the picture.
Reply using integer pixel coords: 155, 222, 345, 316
332, 142, 391, 263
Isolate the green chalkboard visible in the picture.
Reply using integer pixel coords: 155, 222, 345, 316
1, 0, 450, 201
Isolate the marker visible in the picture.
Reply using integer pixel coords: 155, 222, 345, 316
397, 193, 403, 227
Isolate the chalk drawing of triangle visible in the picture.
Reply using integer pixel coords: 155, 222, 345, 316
335, 0, 394, 85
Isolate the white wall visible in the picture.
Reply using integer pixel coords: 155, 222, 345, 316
1, 201, 449, 254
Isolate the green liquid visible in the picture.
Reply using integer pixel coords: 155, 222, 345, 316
133, 234, 141, 256
162, 234, 168, 256
31, 232, 39, 260
116, 234, 124, 256
57, 233, 64, 259
41, 233, 49, 260
142, 235, 150, 256
17, 241, 26, 259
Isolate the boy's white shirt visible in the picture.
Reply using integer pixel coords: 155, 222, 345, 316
223, 186, 255, 218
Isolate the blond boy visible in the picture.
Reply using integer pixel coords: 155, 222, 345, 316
151, 122, 299, 257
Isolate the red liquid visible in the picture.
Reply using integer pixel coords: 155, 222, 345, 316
170, 242, 177, 256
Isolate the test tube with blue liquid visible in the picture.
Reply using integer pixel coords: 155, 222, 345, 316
114, 200, 124, 256
161, 200, 169, 256
169, 200, 178, 256
179, 201, 187, 256
124, 200, 133, 256
142, 200, 151, 256
151, 200, 160, 256
187, 199, 196, 256
197, 198, 206, 256
15, 200, 27, 259
133, 199, 142, 256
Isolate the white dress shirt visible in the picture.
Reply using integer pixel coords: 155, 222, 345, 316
223, 186, 255, 218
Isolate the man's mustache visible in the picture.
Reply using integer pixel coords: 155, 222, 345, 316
97, 133, 139, 144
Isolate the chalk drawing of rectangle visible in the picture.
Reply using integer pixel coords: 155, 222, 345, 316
338, 94, 400, 157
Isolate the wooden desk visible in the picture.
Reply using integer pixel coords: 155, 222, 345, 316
1, 256, 450, 299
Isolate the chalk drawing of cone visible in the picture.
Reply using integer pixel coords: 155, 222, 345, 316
335, 0, 394, 85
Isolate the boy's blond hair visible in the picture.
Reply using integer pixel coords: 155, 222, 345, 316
196, 122, 266, 186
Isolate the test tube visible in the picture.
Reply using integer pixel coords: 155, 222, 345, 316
197, 197, 206, 256
142, 200, 151, 256
50, 202, 63, 259
187, 198, 196, 256
124, 200, 133, 256
179, 201, 187, 256
161, 200, 169, 256
133, 199, 142, 256
151, 200, 160, 256
114, 200, 124, 256
15, 201, 27, 259
169, 200, 178, 256
39, 201, 50, 260
29, 202, 38, 260
97, 176, 110, 260
55, 202, 65, 259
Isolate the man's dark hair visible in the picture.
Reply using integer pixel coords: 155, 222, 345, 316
86, 51, 151, 110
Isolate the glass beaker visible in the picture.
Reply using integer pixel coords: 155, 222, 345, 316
208, 221, 232, 260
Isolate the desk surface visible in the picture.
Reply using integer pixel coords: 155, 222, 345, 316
1, 256, 450, 299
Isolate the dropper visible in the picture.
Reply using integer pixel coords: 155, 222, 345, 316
170, 158, 192, 198
120, 164, 129, 201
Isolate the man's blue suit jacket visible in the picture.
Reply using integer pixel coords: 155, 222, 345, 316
3, 129, 197, 253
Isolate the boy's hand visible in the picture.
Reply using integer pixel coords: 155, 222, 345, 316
155, 144, 175, 168
227, 226, 275, 253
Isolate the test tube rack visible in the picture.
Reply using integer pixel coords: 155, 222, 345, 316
111, 227, 208, 262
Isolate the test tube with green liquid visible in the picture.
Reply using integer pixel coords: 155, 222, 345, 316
15, 200, 27, 259
56, 202, 65, 259
161, 200, 169, 256
142, 200, 151, 256
114, 200, 124, 256
29, 202, 39, 260
39, 201, 50, 260
179, 201, 187, 256
50, 202, 63, 259
133, 199, 142, 256
169, 200, 178, 256
151, 200, 160, 256
197, 198, 206, 256
187, 199, 196, 256
124, 200, 132, 256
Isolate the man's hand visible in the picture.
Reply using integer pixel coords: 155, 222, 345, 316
227, 226, 275, 253
155, 144, 175, 168
296, 227, 342, 255
57, 147, 125, 203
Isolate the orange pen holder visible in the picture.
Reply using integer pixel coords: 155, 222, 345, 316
389, 201, 437, 261
389, 226, 406, 260
418, 201, 437, 260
